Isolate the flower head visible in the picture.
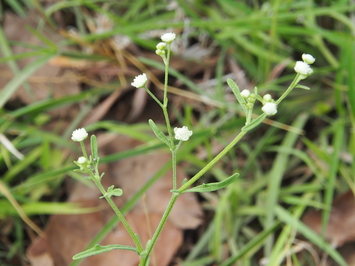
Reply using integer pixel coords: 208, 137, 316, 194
294, 61, 313, 77
131, 73, 148, 88
302, 53, 315, 64
161, 32, 176, 43
174, 126, 193, 141
262, 102, 277, 116
71, 128, 88, 142
240, 90, 250, 98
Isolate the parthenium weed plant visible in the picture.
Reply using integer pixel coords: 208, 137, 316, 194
71, 33, 315, 265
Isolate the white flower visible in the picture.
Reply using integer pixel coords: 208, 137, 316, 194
262, 102, 277, 116
294, 61, 313, 76
174, 126, 193, 141
77, 156, 87, 164
302, 53, 315, 64
240, 90, 250, 98
71, 128, 88, 142
161, 32, 176, 43
131, 73, 148, 88
263, 94, 272, 102
156, 42, 167, 50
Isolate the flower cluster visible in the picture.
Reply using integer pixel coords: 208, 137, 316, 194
261, 94, 277, 116
294, 53, 315, 79
156, 32, 176, 57
71, 128, 88, 142
131, 73, 148, 89
161, 32, 176, 43
174, 126, 193, 141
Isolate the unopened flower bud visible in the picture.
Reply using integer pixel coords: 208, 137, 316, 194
302, 53, 315, 64
263, 94, 273, 102
241, 90, 250, 98
156, 42, 167, 50
262, 102, 277, 116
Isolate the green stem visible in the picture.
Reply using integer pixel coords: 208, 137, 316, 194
89, 171, 144, 254
171, 149, 178, 190
139, 193, 179, 266
179, 129, 248, 193
246, 107, 253, 125
140, 130, 248, 265
162, 106, 174, 145
161, 44, 174, 145
276, 74, 302, 105
143, 86, 163, 108
163, 44, 171, 107
79, 141, 88, 159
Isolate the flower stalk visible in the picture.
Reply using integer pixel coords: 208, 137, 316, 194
72, 32, 315, 264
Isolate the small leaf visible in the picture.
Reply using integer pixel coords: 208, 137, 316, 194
100, 185, 123, 199
183, 173, 239, 193
148, 119, 171, 147
90, 135, 99, 160
295, 84, 311, 90
182, 178, 188, 186
242, 113, 266, 131
227, 79, 249, 115
73, 244, 138, 260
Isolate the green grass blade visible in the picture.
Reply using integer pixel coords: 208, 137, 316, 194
321, 120, 344, 236
275, 206, 347, 266
0, 54, 54, 108
264, 113, 309, 256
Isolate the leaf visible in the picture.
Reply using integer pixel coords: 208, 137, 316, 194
295, 84, 311, 90
90, 135, 99, 160
183, 173, 239, 193
72, 244, 138, 260
0, 53, 54, 108
227, 78, 248, 115
148, 119, 171, 147
99, 185, 123, 199
242, 113, 266, 131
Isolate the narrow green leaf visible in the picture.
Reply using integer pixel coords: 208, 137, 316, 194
0, 54, 54, 108
295, 84, 311, 90
242, 113, 267, 131
4, 0, 27, 17
183, 173, 239, 193
73, 244, 138, 260
227, 78, 248, 115
275, 206, 347, 266
148, 119, 170, 147
25, 25, 57, 50
90, 135, 98, 159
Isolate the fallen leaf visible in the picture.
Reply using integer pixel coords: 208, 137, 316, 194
302, 190, 355, 247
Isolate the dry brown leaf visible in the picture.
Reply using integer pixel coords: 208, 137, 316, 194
27, 134, 202, 266
302, 190, 355, 247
